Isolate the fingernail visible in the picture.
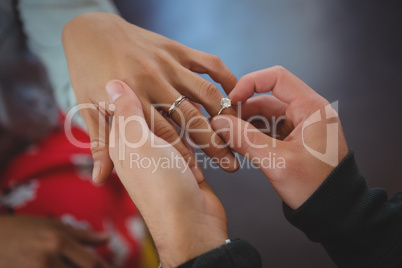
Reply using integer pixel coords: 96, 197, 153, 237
106, 80, 124, 103
92, 161, 101, 182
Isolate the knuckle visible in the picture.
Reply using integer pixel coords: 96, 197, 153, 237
207, 54, 223, 67
189, 117, 207, 131
272, 65, 287, 72
90, 140, 108, 155
139, 61, 159, 79
185, 110, 205, 130
272, 65, 289, 77
199, 80, 220, 100
155, 124, 178, 142
226, 71, 238, 84
184, 108, 200, 122
162, 39, 182, 51
237, 75, 249, 85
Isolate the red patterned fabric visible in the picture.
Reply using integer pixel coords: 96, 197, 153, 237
0, 119, 143, 268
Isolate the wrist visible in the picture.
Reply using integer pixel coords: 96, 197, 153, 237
150, 214, 228, 267
157, 235, 228, 268
278, 147, 349, 210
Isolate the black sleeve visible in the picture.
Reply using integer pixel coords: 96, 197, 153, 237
283, 151, 402, 268
177, 240, 262, 268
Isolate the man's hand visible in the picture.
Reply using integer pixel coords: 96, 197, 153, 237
62, 12, 239, 184
212, 66, 349, 209
106, 80, 228, 268
0, 215, 109, 268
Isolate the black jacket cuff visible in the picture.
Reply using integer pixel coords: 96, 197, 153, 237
178, 239, 261, 268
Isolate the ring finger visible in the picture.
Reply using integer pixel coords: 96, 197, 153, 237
143, 104, 205, 183
170, 67, 237, 117
152, 89, 239, 172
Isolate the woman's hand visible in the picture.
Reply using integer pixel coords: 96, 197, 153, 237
212, 66, 349, 210
0, 215, 109, 268
106, 80, 228, 268
62, 12, 239, 184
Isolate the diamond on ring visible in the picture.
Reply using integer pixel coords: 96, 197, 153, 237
218, 97, 231, 115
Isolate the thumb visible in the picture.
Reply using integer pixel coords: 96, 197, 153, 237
78, 97, 113, 184
88, 80, 139, 184
106, 80, 150, 163
106, 80, 144, 117
211, 115, 283, 166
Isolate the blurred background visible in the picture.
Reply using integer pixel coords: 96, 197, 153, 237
2, 0, 402, 267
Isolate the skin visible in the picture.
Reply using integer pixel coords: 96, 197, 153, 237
211, 66, 349, 209
0, 215, 109, 268
62, 12, 240, 185
103, 65, 349, 265
106, 81, 228, 268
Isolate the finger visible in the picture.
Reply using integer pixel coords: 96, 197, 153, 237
106, 80, 151, 152
228, 66, 328, 125
182, 49, 237, 94
239, 95, 293, 139
172, 67, 237, 116
78, 106, 113, 184
155, 90, 239, 172
64, 226, 109, 246
157, 107, 197, 155
144, 106, 205, 183
183, 101, 201, 155
239, 95, 287, 120
228, 66, 316, 103
182, 133, 196, 155
211, 115, 286, 167
106, 80, 206, 182
61, 234, 110, 268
